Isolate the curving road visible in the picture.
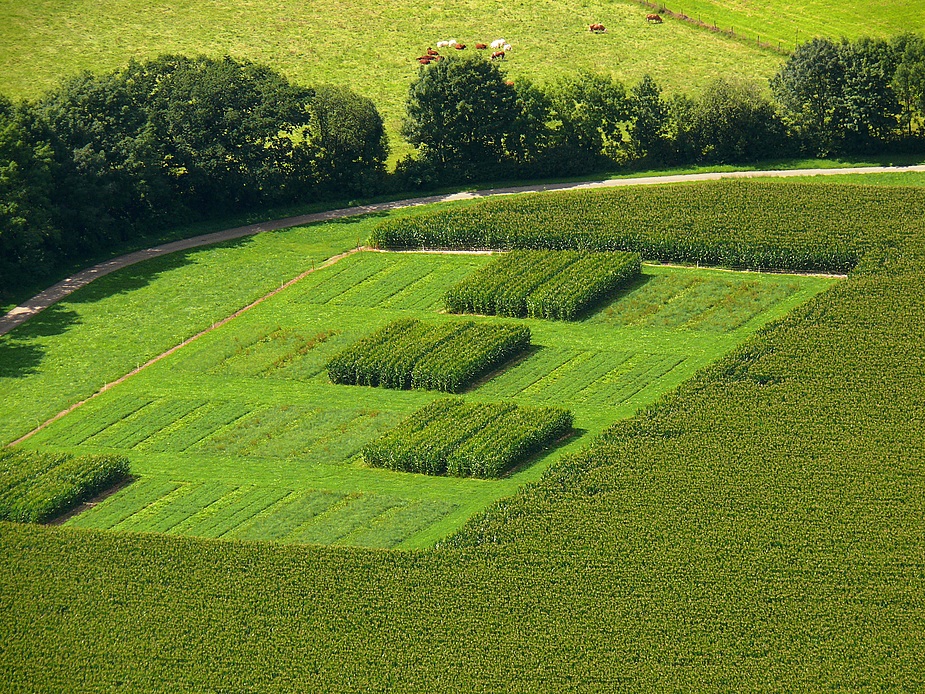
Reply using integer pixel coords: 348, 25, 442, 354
3, 163, 924, 337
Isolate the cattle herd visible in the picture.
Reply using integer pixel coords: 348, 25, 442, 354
416, 15, 663, 66
418, 38, 512, 65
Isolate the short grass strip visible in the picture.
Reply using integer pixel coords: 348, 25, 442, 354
326, 318, 530, 392
363, 398, 572, 478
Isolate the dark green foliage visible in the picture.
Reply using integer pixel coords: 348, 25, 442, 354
0, 54, 389, 296
0, 97, 56, 290
525, 251, 641, 320
0, 450, 128, 523
371, 180, 920, 272
771, 37, 904, 154
363, 399, 571, 477
326, 319, 530, 392
891, 34, 925, 137
445, 250, 641, 320
545, 71, 629, 170
627, 75, 673, 163
402, 56, 522, 172
308, 85, 389, 195
685, 78, 788, 164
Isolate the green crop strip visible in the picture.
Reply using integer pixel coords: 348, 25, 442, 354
445, 250, 642, 320
326, 318, 531, 392
371, 179, 925, 273
0, 449, 128, 523
364, 398, 572, 477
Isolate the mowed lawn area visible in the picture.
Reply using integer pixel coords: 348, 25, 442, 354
649, 0, 925, 51
0, 0, 782, 150
17, 250, 833, 548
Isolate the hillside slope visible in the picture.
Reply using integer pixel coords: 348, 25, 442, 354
0, 0, 782, 147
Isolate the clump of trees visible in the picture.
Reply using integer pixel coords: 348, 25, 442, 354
0, 55, 387, 294
3, 35, 925, 296
400, 35, 925, 185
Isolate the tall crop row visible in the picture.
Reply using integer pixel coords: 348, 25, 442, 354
526, 251, 641, 320
369, 181, 885, 273
0, 450, 129, 523
363, 399, 572, 478
446, 250, 641, 320
326, 319, 530, 392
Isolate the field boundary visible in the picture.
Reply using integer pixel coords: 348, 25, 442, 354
2, 164, 924, 338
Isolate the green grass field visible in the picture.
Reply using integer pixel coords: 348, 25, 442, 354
15, 250, 831, 548
651, 0, 925, 51
2, 178, 924, 690
0, 0, 782, 154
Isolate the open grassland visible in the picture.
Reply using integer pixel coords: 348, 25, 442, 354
1, 179, 924, 690
0, 0, 782, 150
648, 0, 925, 51
14, 250, 826, 548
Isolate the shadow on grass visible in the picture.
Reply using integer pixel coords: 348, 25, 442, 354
579, 273, 654, 322
503, 427, 588, 478
64, 236, 256, 305
0, 304, 82, 378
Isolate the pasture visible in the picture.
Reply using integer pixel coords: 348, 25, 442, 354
647, 0, 925, 51
13, 249, 831, 548
0, 0, 782, 152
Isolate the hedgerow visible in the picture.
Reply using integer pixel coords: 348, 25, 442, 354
326, 319, 530, 392
368, 181, 925, 272
0, 450, 129, 523
446, 250, 642, 320
363, 399, 572, 477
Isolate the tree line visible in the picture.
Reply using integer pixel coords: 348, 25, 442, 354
2, 36, 925, 296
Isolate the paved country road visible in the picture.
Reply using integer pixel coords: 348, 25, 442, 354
3, 164, 925, 337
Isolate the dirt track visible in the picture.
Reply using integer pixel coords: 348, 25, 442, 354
2, 163, 924, 337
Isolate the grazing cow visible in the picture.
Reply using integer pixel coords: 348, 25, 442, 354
505, 80, 515, 86
455, 43, 467, 49
491, 50, 505, 60
475, 43, 488, 49
503, 43, 512, 51
436, 40, 450, 48
589, 23, 606, 33
490, 39, 506, 49
646, 13, 663, 23
418, 57, 432, 65
427, 48, 439, 56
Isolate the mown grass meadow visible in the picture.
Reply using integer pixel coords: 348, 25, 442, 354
647, 0, 925, 51
0, 0, 782, 152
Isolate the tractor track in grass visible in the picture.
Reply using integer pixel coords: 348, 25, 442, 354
3, 163, 924, 338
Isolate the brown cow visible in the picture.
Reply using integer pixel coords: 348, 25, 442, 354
454, 43, 467, 50
491, 50, 505, 60
426, 48, 439, 56
475, 43, 488, 50
589, 23, 606, 33
417, 56, 432, 64
646, 13, 663, 23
